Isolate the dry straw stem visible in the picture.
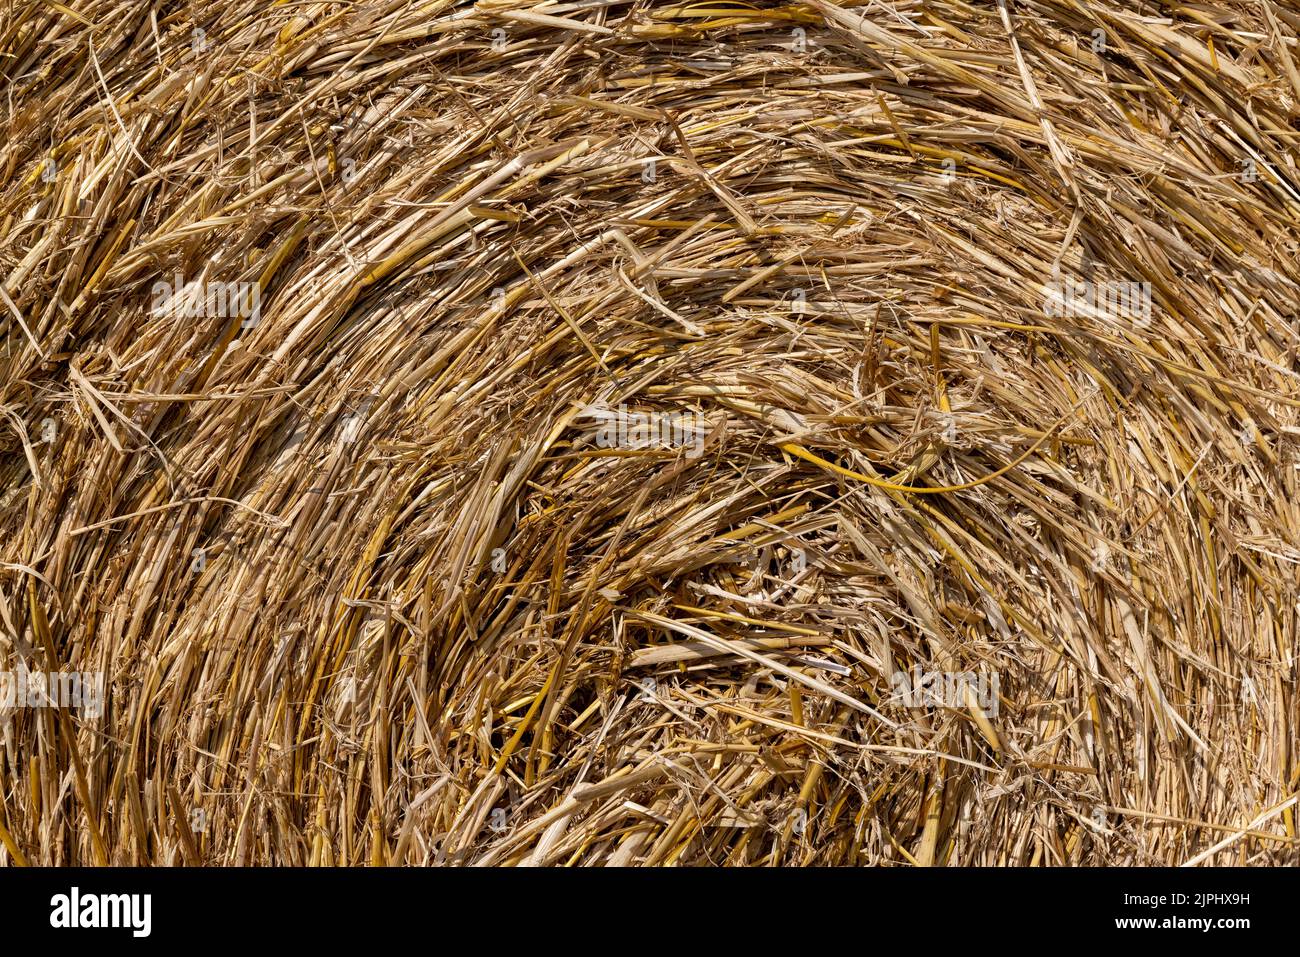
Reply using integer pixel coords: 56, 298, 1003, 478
0, 0, 1298, 867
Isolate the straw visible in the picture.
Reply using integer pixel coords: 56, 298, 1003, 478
1, 0, 1297, 865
